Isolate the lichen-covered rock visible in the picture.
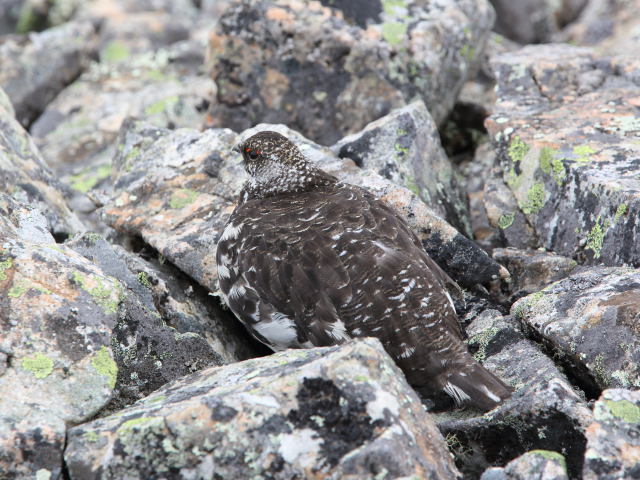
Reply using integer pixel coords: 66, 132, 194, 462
436, 309, 593, 479
0, 21, 97, 126
513, 267, 640, 392
332, 100, 471, 236
489, 0, 586, 44
583, 388, 640, 480
206, 0, 495, 144
486, 45, 640, 266
65, 338, 460, 479
0, 196, 119, 479
0, 86, 84, 238
103, 120, 507, 298
480, 449, 569, 480
492, 248, 577, 299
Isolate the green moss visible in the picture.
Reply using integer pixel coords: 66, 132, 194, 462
573, 145, 595, 164
69, 164, 112, 193
615, 203, 628, 222
530, 450, 566, 468
137, 271, 152, 288
169, 188, 200, 209
603, 399, 640, 422
497, 213, 515, 230
0, 258, 12, 282
539, 147, 553, 174
586, 217, 607, 259
15, 3, 46, 34
102, 42, 130, 63
71, 271, 122, 314
551, 158, 566, 186
145, 96, 179, 116
382, 22, 407, 46
91, 346, 117, 389
508, 136, 529, 163
521, 182, 546, 215
22, 353, 54, 379
83, 431, 100, 443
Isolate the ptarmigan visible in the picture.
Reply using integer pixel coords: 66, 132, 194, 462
216, 131, 511, 410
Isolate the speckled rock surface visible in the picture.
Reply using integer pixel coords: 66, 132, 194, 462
0, 195, 118, 479
103, 120, 508, 296
332, 100, 471, 236
583, 388, 640, 480
492, 248, 577, 299
0, 21, 97, 126
0, 86, 84, 238
436, 309, 593, 479
480, 449, 569, 480
206, 0, 495, 144
486, 45, 640, 266
513, 267, 640, 392
65, 338, 460, 479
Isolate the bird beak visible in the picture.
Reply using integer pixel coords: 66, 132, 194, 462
233, 143, 242, 155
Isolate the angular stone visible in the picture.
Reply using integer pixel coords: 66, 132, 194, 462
512, 267, 640, 391
0, 86, 84, 238
65, 338, 460, 479
583, 388, 640, 480
206, 0, 495, 144
486, 45, 640, 267
492, 248, 577, 298
436, 309, 593, 479
332, 101, 471, 236
0, 195, 118, 479
0, 21, 97, 126
481, 449, 569, 480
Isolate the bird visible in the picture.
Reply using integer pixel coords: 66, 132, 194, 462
215, 130, 511, 410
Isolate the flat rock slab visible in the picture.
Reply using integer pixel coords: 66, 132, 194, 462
513, 267, 640, 392
481, 449, 569, 480
0, 196, 118, 479
0, 21, 97, 127
206, 0, 495, 144
65, 338, 460, 479
486, 45, 640, 266
583, 388, 640, 480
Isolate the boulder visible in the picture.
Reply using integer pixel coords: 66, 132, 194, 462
480, 449, 569, 480
486, 45, 640, 266
0, 21, 97, 127
512, 267, 640, 393
206, 0, 495, 144
65, 338, 460, 479
583, 388, 640, 480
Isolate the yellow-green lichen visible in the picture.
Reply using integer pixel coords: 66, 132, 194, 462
71, 271, 122, 314
102, 42, 130, 63
405, 177, 420, 196
530, 450, 566, 468
69, 164, 112, 193
8, 281, 28, 298
0, 258, 12, 282
586, 217, 609, 259
591, 353, 609, 386
539, 147, 554, 174
573, 145, 596, 164
614, 203, 628, 222
35, 469, 51, 480
117, 417, 162, 436
468, 327, 499, 362
497, 213, 515, 230
137, 271, 152, 288
460, 44, 474, 61
91, 346, 117, 389
395, 142, 409, 158
508, 136, 529, 163
169, 188, 200, 209
382, 22, 407, 46
22, 353, 54, 379
551, 158, 566, 186
83, 431, 100, 443
145, 95, 179, 116
603, 399, 640, 422
521, 182, 546, 215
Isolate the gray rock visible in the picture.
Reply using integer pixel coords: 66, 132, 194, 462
65, 338, 460, 479
486, 45, 640, 266
0, 0, 23, 34
0, 85, 84, 239
206, 0, 495, 144
512, 267, 640, 392
0, 195, 118, 479
436, 309, 593, 479
0, 21, 97, 126
332, 100, 471, 237
481, 450, 569, 480
492, 248, 577, 299
583, 388, 640, 480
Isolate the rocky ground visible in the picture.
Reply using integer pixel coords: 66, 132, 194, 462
1, 0, 639, 479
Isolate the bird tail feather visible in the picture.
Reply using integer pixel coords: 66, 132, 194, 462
444, 363, 512, 411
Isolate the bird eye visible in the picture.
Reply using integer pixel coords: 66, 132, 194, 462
248, 150, 259, 160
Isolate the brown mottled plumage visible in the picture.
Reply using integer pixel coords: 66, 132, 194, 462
216, 131, 511, 410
